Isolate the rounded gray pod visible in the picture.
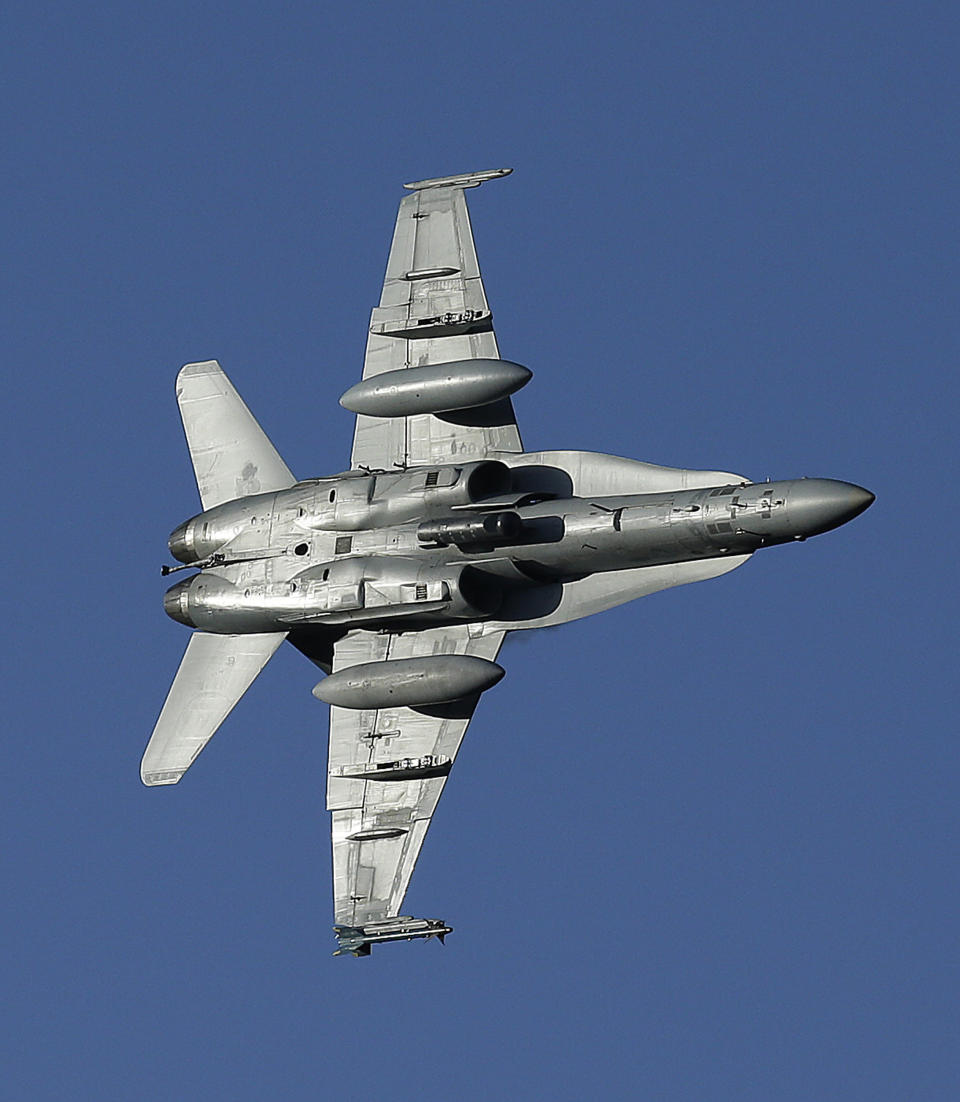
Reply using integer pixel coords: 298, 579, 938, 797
339, 359, 531, 417
313, 654, 505, 710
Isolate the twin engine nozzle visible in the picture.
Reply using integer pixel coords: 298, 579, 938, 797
167, 509, 251, 565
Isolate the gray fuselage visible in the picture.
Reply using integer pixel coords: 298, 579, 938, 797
163, 463, 873, 637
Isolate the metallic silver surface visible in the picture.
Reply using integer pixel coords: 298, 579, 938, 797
351, 177, 523, 469
416, 510, 523, 548
145, 169, 874, 954
403, 168, 512, 190
333, 916, 452, 957
340, 358, 531, 417
325, 626, 507, 930
175, 361, 295, 509
313, 654, 505, 709
142, 632, 287, 785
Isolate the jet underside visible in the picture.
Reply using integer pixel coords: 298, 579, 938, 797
144, 169, 873, 957
162, 460, 872, 640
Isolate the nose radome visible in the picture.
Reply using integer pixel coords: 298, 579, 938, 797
788, 479, 875, 537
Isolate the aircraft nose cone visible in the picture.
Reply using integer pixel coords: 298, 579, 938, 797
788, 479, 875, 538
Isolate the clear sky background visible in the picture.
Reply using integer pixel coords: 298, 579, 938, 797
3, 2, 957, 1099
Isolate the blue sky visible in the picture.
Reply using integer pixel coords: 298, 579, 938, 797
3, 2, 957, 1099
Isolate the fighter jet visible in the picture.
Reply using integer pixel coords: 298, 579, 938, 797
144, 168, 874, 956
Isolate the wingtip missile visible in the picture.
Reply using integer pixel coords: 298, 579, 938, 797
333, 916, 453, 957
403, 168, 512, 191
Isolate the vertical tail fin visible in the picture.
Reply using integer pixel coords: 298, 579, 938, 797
176, 360, 295, 509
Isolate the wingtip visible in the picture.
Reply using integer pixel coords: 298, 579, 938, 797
403, 168, 513, 191
140, 767, 185, 787
177, 359, 222, 382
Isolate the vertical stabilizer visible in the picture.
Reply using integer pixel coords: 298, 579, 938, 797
177, 360, 295, 509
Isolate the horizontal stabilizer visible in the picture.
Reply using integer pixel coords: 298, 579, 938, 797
142, 631, 287, 785
176, 360, 296, 510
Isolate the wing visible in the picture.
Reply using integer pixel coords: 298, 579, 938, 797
325, 625, 506, 926
177, 360, 296, 509
351, 169, 523, 471
141, 631, 287, 785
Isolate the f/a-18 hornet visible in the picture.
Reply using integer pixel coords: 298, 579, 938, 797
144, 168, 874, 956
